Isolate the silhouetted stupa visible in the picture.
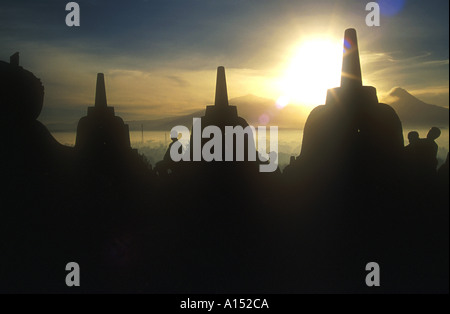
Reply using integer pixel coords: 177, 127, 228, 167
76, 74, 131, 151
75, 73, 137, 171
202, 66, 250, 130
292, 29, 404, 182
190, 66, 256, 163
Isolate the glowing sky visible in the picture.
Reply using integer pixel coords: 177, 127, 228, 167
0, 0, 448, 124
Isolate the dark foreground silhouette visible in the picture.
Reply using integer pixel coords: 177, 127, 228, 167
0, 29, 448, 294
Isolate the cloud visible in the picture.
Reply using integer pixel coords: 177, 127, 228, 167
11, 42, 278, 124
360, 50, 449, 107
2, 0, 448, 123
165, 75, 189, 87
12, 41, 448, 125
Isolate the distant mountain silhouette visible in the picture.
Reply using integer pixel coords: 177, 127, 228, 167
46, 95, 310, 132
127, 110, 205, 131
124, 95, 310, 131
46, 111, 205, 132
384, 87, 449, 128
229, 94, 311, 128
46, 88, 448, 132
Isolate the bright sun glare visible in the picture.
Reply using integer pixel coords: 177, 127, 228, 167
277, 38, 343, 108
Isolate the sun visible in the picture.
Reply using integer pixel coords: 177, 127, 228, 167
278, 38, 343, 108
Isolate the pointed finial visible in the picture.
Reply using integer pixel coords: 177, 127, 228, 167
10, 52, 19, 67
214, 66, 229, 107
95, 73, 107, 108
341, 28, 362, 88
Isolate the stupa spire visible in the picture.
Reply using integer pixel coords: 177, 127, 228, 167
341, 28, 362, 88
214, 66, 229, 107
95, 73, 108, 108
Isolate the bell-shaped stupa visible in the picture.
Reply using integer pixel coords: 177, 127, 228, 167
190, 66, 256, 163
75, 73, 134, 168
292, 29, 404, 183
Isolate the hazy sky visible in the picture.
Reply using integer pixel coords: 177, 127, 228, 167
0, 0, 448, 124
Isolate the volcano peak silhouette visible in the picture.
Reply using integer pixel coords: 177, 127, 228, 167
385, 87, 449, 127
388, 87, 417, 100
